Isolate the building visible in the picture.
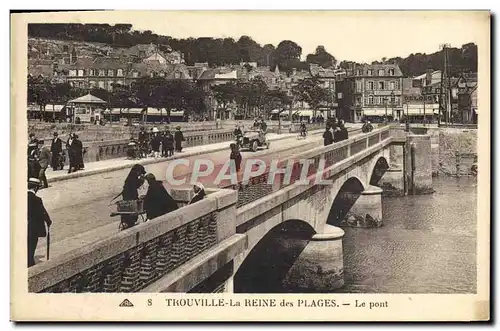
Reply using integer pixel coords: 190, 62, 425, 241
402, 78, 439, 122
337, 64, 404, 122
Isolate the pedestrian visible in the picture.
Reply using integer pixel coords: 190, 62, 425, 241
143, 173, 179, 221
119, 164, 146, 229
73, 134, 84, 170
50, 132, 63, 170
138, 126, 148, 158
27, 178, 52, 267
323, 127, 334, 146
66, 133, 76, 173
37, 140, 50, 189
339, 121, 349, 141
163, 129, 175, 157
28, 133, 38, 156
189, 182, 206, 205
174, 126, 185, 153
28, 141, 40, 180
127, 136, 138, 159
150, 128, 161, 158
230, 143, 242, 173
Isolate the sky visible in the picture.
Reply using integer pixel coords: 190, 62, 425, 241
126, 11, 488, 63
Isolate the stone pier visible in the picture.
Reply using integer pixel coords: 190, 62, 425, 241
282, 225, 345, 292
342, 185, 383, 227
407, 134, 434, 194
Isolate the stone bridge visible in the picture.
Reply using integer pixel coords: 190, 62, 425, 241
28, 125, 432, 294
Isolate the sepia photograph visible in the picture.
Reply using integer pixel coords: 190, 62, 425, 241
10, 9, 490, 322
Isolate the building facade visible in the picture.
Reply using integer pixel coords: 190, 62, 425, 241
337, 64, 404, 122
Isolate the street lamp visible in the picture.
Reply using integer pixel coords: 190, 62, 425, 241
384, 96, 388, 120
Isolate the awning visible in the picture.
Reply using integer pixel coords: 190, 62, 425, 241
403, 105, 439, 115
362, 108, 387, 116
143, 108, 184, 116
27, 104, 66, 112
68, 93, 106, 104
293, 110, 314, 117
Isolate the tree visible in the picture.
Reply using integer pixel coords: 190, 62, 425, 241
272, 40, 303, 74
292, 77, 329, 117
212, 82, 238, 113
110, 83, 138, 125
306, 45, 336, 68
28, 76, 52, 121
264, 89, 291, 132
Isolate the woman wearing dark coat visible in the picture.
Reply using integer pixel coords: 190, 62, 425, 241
143, 173, 178, 220
174, 127, 185, 152
73, 134, 84, 170
151, 132, 162, 158
120, 164, 146, 229
323, 128, 334, 146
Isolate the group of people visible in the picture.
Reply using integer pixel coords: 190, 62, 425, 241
27, 131, 85, 189
128, 126, 185, 159
115, 164, 207, 230
322, 117, 349, 146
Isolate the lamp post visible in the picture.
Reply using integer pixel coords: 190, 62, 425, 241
384, 97, 388, 119
390, 91, 394, 120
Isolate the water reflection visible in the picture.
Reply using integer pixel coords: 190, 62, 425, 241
339, 177, 477, 293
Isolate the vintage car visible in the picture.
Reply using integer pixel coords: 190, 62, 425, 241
237, 130, 270, 152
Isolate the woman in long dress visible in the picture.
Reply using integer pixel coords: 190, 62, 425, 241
120, 164, 146, 229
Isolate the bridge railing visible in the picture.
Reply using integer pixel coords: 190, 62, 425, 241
227, 126, 392, 208
28, 188, 239, 293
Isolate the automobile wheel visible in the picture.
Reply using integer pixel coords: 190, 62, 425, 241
251, 140, 258, 152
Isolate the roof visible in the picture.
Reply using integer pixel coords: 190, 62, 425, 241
353, 64, 404, 77
198, 68, 242, 80
28, 65, 53, 78
68, 94, 106, 104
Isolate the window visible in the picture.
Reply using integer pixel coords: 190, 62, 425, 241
378, 69, 385, 76
388, 68, 395, 76
89, 69, 95, 76
356, 81, 363, 92
368, 95, 374, 105
132, 71, 139, 78
367, 81, 374, 90
69, 70, 77, 77
98, 81, 105, 89
391, 95, 396, 103
77, 69, 84, 77
99, 69, 105, 76
436, 88, 441, 94
175, 71, 181, 79
357, 70, 362, 76
378, 81, 385, 90
89, 81, 96, 88
355, 96, 361, 106
108, 82, 114, 91
150, 72, 155, 78
78, 81, 84, 88
367, 69, 373, 76
117, 69, 124, 77
390, 81, 395, 90
395, 96, 401, 105
108, 69, 114, 76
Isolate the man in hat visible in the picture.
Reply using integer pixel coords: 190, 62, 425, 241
138, 126, 148, 158
174, 126, 184, 153
27, 178, 52, 267
37, 140, 50, 189
50, 132, 63, 171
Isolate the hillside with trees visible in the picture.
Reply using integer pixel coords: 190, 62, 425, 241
28, 23, 477, 77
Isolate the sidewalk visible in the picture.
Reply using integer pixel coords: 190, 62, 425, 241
46, 130, 323, 183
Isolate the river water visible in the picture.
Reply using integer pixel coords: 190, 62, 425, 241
339, 176, 477, 294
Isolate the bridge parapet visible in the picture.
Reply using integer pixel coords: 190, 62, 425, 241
228, 126, 392, 208
28, 188, 243, 293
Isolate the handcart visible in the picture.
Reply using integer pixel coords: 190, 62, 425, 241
110, 197, 147, 231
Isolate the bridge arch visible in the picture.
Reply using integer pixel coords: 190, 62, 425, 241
233, 219, 316, 293
369, 156, 390, 186
326, 176, 365, 227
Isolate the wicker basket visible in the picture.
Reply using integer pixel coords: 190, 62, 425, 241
117, 199, 144, 213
